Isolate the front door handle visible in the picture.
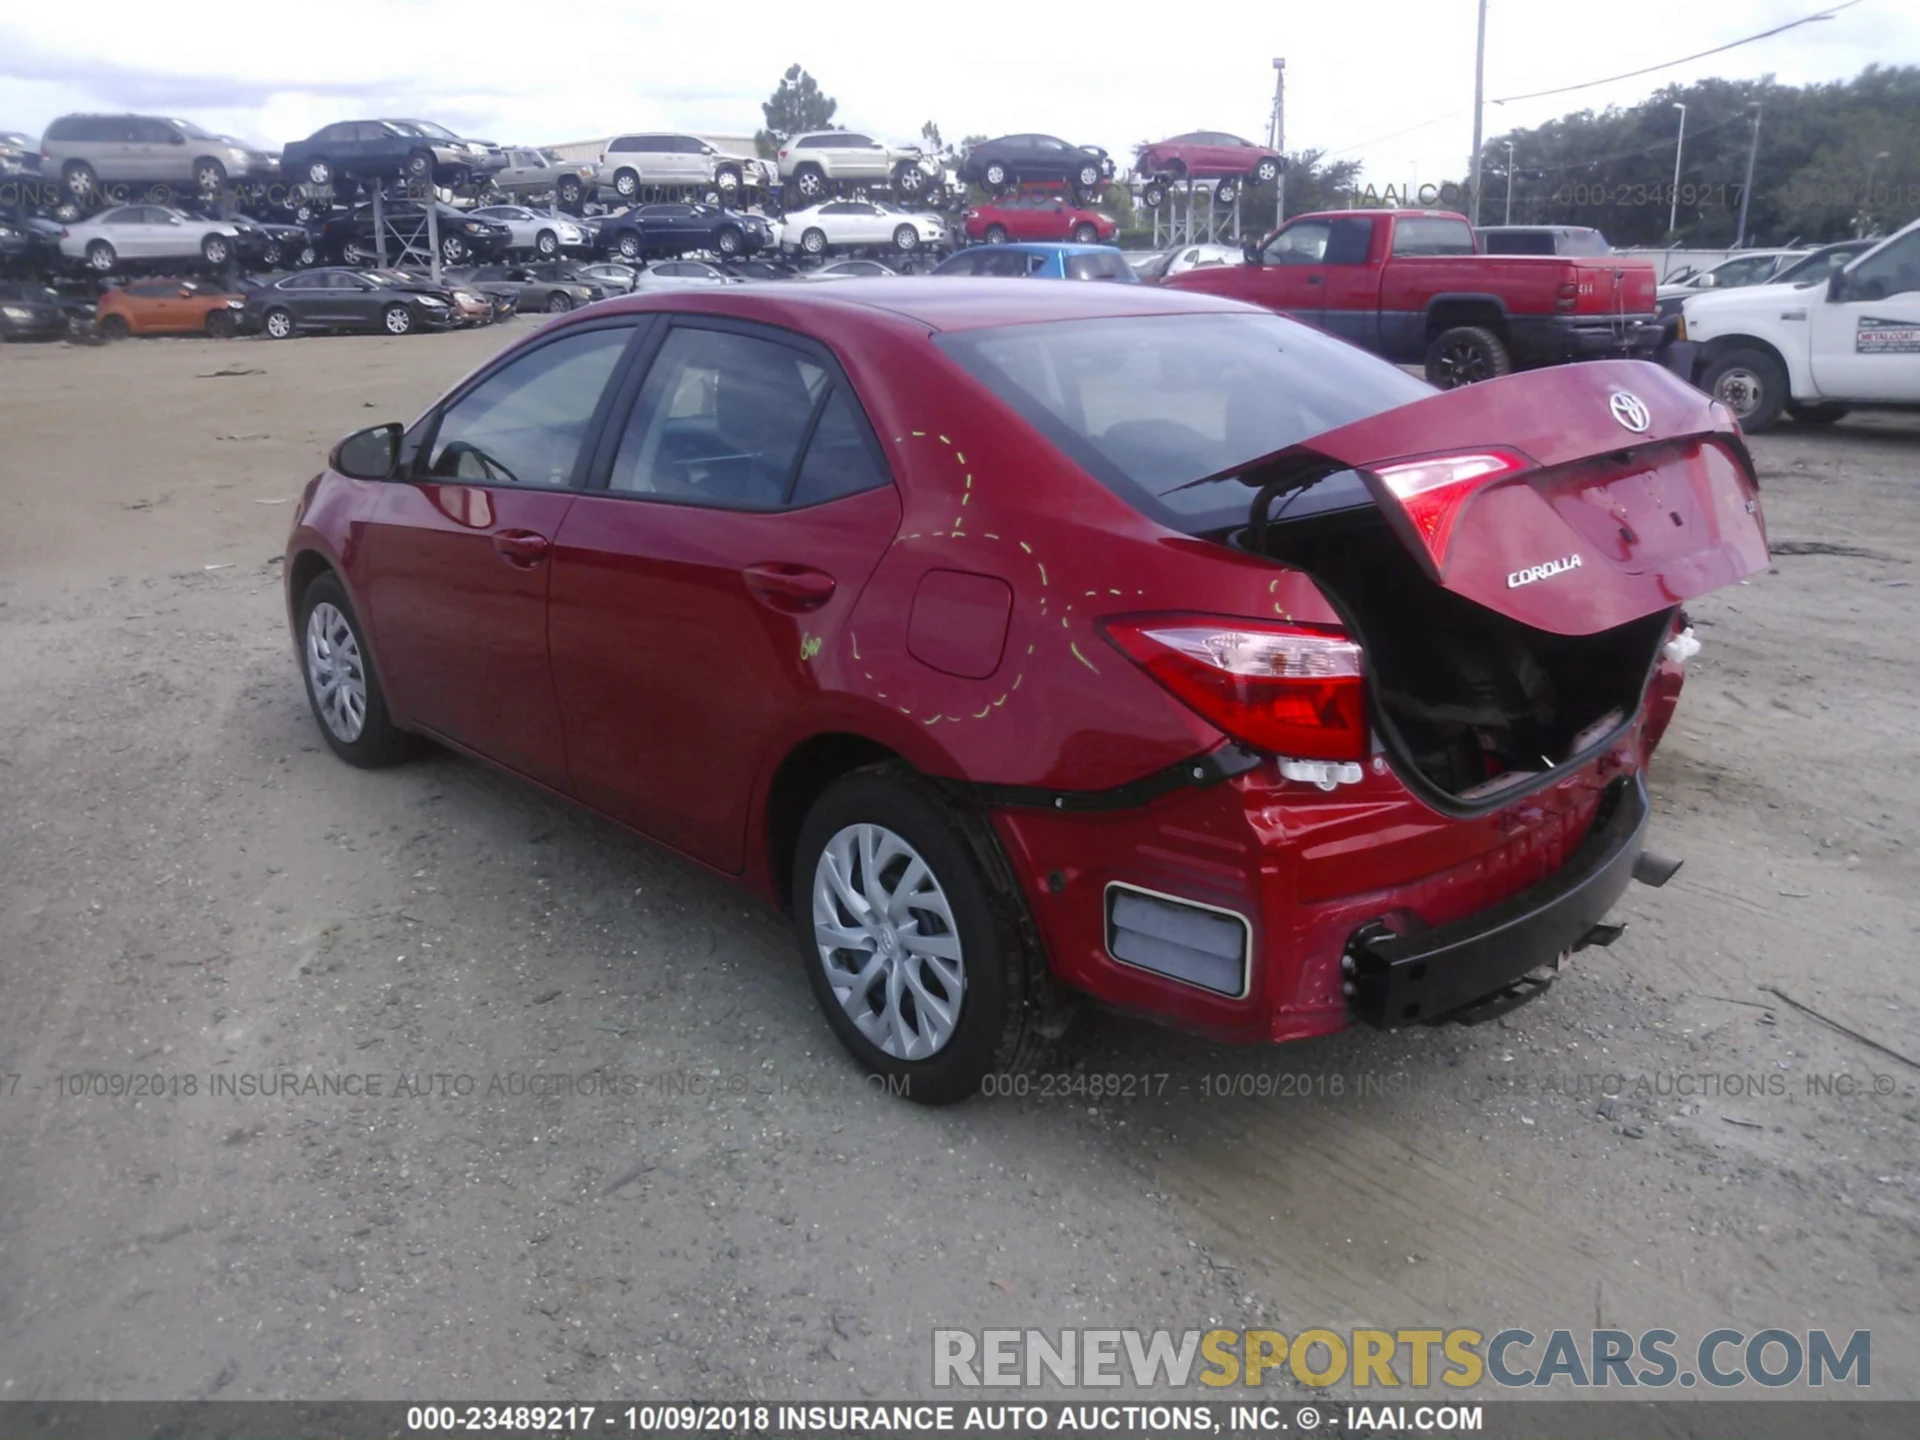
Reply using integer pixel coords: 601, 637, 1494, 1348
743, 562, 836, 611
492, 529, 550, 566
1305, 274, 1323, 284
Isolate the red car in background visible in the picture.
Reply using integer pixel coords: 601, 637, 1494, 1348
962, 199, 1117, 246
1136, 131, 1283, 206
287, 281, 1762, 1104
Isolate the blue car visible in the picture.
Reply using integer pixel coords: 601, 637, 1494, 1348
930, 241, 1137, 282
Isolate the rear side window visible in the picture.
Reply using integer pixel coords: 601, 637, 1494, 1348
1479, 230, 1554, 255
1391, 217, 1475, 256
1063, 251, 1131, 281
938, 312, 1431, 534
789, 390, 889, 507
424, 327, 632, 488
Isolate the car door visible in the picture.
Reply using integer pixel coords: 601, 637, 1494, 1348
546, 317, 902, 870
840, 134, 886, 182
357, 320, 640, 787
1245, 215, 1372, 328
1808, 230, 1920, 401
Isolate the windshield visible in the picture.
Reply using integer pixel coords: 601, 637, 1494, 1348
937, 312, 1431, 533
1775, 247, 1861, 284
404, 121, 460, 141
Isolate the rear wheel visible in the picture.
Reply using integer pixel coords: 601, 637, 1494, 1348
298, 572, 414, 767
1424, 325, 1512, 388
613, 168, 639, 199
1213, 177, 1240, 205
801, 227, 827, 256
1701, 347, 1787, 432
793, 766, 1060, 1105
1142, 180, 1167, 208
263, 306, 295, 339
204, 308, 236, 338
1785, 400, 1850, 426
98, 312, 130, 341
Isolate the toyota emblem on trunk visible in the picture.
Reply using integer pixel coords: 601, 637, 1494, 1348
1609, 391, 1652, 433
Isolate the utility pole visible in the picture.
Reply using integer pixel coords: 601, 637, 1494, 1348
1503, 140, 1515, 224
1468, 0, 1487, 222
1668, 102, 1686, 237
1734, 102, 1762, 248
1270, 58, 1286, 229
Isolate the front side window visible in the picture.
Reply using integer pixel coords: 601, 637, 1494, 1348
1844, 233, 1920, 300
424, 328, 631, 488
606, 327, 832, 509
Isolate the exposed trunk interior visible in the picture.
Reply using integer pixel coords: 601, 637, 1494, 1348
1240, 499, 1673, 804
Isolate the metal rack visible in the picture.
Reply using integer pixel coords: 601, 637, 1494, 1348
1138, 179, 1245, 249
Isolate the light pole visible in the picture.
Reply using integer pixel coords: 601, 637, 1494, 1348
1468, 0, 1487, 222
1668, 102, 1687, 237
1860, 149, 1890, 237
1270, 58, 1286, 229
1504, 140, 1515, 224
1734, 102, 1762, 248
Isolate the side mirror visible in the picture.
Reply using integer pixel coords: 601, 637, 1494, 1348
1695, 273, 1716, 288
178, 284, 194, 297
1827, 270, 1847, 302
1243, 240, 1262, 267
331, 422, 403, 481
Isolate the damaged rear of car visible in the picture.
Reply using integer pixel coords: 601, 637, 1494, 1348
940, 310, 1766, 1042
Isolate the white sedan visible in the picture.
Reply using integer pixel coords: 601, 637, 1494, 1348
468, 205, 591, 258
59, 205, 241, 273
630, 260, 745, 291
779, 201, 949, 258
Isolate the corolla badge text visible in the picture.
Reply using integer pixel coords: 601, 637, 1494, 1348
1507, 553, 1583, 589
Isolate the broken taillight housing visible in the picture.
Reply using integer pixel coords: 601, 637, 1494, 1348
1103, 616, 1367, 760
1368, 447, 1532, 573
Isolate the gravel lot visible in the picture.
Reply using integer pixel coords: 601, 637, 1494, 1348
1, 325, 1915, 1403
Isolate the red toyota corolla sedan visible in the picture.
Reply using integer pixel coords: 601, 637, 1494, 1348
962, 200, 1118, 246
286, 282, 1767, 1103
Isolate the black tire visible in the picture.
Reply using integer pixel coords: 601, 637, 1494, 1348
545, 291, 572, 313
1214, 177, 1240, 205
1701, 346, 1788, 433
305, 158, 333, 188
263, 306, 296, 339
558, 177, 583, 209
1076, 163, 1100, 192
801, 227, 827, 256
262, 243, 283, 269
297, 571, 415, 768
98, 312, 130, 341
341, 239, 373, 267
194, 158, 227, 194
1424, 324, 1512, 388
205, 308, 236, 338
983, 223, 1009, 245
293, 242, 317, 268
1254, 157, 1280, 185
1785, 400, 1850, 426
892, 224, 920, 253
201, 234, 231, 266
792, 164, 826, 201
715, 225, 742, 257
405, 149, 433, 181
615, 231, 641, 261
613, 168, 639, 199
1142, 181, 1167, 208
893, 163, 927, 195
535, 228, 558, 257
440, 235, 466, 266
792, 765, 1061, 1105
86, 240, 117, 273
1070, 222, 1098, 245
382, 303, 413, 336
63, 161, 98, 201
715, 166, 741, 195
983, 161, 1009, 190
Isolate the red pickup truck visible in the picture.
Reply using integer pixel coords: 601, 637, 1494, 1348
1165, 209, 1661, 386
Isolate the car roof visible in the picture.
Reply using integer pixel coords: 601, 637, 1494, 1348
571, 276, 1244, 334
991, 242, 1121, 256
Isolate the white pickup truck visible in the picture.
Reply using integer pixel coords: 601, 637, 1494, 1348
1664, 217, 1920, 431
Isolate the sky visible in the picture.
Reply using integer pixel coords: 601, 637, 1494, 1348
2, 0, 1910, 190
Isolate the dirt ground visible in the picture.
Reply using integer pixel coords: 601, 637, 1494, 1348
0, 324, 1915, 1405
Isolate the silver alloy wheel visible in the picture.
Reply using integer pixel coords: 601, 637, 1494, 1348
802, 228, 826, 254
1711, 366, 1765, 419
812, 823, 965, 1060
384, 305, 412, 334
265, 308, 293, 338
305, 601, 368, 743
204, 237, 229, 264
88, 243, 115, 271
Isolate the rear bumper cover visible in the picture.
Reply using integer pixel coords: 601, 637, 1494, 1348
1346, 775, 1648, 1027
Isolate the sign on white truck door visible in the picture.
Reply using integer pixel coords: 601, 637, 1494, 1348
1810, 229, 1920, 402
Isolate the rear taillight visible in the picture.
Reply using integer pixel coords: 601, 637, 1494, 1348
1369, 448, 1531, 572
1103, 616, 1367, 761
1556, 280, 1578, 312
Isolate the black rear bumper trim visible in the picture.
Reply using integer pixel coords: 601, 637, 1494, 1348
1347, 775, 1649, 1027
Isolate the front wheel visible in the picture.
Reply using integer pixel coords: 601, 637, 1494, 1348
1254, 157, 1281, 185
793, 766, 1060, 1105
1070, 222, 1098, 244
440, 235, 466, 266
382, 303, 414, 335
194, 158, 227, 194
204, 308, 236, 338
715, 225, 742, 257
306, 158, 333, 188
535, 228, 558, 257
1701, 347, 1788, 432
545, 291, 572, 313
983, 223, 1009, 245
615, 231, 641, 261
86, 240, 117, 273
201, 234, 231, 266
405, 149, 433, 180
1424, 325, 1512, 388
892, 224, 920, 253
298, 572, 415, 767
263, 306, 295, 339
893, 163, 927, 195
558, 177, 584, 208
983, 161, 1009, 191
98, 313, 130, 341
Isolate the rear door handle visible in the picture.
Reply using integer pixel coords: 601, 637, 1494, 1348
743, 562, 836, 611
492, 529, 550, 566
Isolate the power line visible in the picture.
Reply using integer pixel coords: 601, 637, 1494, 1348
1326, 109, 1468, 158
1491, 0, 1864, 105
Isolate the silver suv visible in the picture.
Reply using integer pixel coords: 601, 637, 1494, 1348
776, 132, 938, 202
594, 134, 763, 201
41, 114, 271, 202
